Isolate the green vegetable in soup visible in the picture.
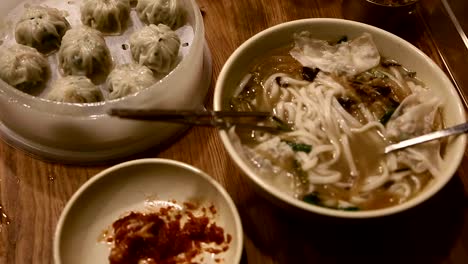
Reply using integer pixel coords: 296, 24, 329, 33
302, 192, 360, 211
380, 107, 396, 125
302, 192, 321, 205
283, 140, 312, 153
337, 35, 348, 44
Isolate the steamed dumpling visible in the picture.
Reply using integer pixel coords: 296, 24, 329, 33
58, 26, 112, 79
0, 44, 49, 90
15, 6, 71, 54
46, 76, 102, 103
107, 63, 157, 99
136, 0, 184, 29
81, 0, 131, 35
130, 24, 180, 74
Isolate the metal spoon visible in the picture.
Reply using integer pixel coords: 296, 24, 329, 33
384, 122, 468, 153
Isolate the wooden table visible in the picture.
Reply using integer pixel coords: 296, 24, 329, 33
1, 0, 468, 263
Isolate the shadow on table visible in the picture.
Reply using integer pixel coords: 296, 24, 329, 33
239, 175, 466, 264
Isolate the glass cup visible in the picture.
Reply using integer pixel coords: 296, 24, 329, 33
342, 0, 420, 31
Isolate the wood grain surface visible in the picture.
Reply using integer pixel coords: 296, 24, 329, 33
1, 0, 468, 263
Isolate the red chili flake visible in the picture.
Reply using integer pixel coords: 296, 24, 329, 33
158, 206, 174, 216
183, 202, 198, 210
107, 205, 230, 264
209, 205, 217, 215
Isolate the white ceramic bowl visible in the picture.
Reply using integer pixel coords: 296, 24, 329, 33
213, 18, 467, 218
0, 0, 210, 163
54, 158, 243, 264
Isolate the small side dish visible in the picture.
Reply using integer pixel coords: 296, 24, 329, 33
54, 159, 243, 264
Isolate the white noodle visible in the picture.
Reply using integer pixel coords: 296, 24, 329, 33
405, 148, 441, 176
233, 73, 252, 97
307, 170, 341, 184
350, 121, 385, 134
358, 103, 376, 123
390, 170, 412, 181
389, 181, 412, 201
380, 70, 406, 91
390, 67, 410, 93
341, 134, 359, 177
350, 195, 368, 204
360, 162, 389, 192
230, 48, 442, 209
332, 99, 362, 127
411, 175, 422, 193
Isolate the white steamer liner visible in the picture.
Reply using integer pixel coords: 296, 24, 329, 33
0, 0, 211, 163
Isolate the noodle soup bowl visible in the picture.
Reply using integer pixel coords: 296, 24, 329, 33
214, 18, 466, 218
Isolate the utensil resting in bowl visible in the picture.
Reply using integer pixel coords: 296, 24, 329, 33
108, 108, 292, 132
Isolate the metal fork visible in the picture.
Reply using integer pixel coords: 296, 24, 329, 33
384, 122, 468, 153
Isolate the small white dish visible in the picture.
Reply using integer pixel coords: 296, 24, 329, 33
54, 158, 243, 264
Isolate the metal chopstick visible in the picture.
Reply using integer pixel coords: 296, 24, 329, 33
107, 108, 290, 132
108, 108, 271, 119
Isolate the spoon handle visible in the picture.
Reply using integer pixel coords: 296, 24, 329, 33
384, 122, 468, 154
